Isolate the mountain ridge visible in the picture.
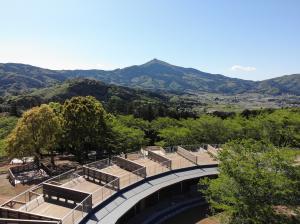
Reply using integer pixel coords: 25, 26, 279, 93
4, 78, 200, 119
0, 60, 299, 96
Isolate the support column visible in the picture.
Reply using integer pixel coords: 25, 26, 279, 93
180, 181, 183, 193
140, 199, 146, 211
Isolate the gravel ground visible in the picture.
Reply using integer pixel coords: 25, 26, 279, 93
0, 173, 33, 204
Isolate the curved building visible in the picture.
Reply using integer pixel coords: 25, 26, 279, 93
0, 145, 221, 224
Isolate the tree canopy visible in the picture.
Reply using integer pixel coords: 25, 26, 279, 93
108, 116, 148, 154
62, 96, 108, 162
6, 104, 61, 163
0, 115, 18, 157
201, 139, 300, 224
153, 109, 300, 148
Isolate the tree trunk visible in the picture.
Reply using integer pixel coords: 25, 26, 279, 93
34, 154, 40, 169
50, 150, 55, 166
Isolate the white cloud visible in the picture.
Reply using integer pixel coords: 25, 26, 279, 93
230, 65, 256, 72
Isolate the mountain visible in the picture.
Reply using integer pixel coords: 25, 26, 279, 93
0, 60, 299, 96
254, 74, 300, 95
102, 59, 256, 94
5, 79, 198, 119
7, 78, 167, 109
0, 63, 67, 96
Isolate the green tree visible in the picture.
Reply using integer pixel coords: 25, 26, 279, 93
157, 127, 191, 146
223, 116, 245, 141
151, 117, 180, 144
0, 115, 18, 157
258, 109, 300, 147
6, 104, 61, 165
178, 116, 227, 144
107, 96, 125, 114
117, 115, 150, 132
0, 116, 18, 139
62, 96, 107, 162
151, 117, 180, 132
48, 102, 63, 116
201, 139, 300, 224
109, 116, 148, 154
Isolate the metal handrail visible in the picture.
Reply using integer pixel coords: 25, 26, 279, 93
84, 158, 109, 168
1, 169, 77, 207
60, 194, 92, 223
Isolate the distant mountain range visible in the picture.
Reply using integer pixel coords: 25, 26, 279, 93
8, 78, 167, 109
0, 59, 299, 97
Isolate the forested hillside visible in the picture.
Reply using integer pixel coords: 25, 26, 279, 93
2, 79, 197, 120
1, 60, 299, 96
255, 74, 300, 95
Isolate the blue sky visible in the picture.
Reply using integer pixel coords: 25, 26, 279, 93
0, 0, 299, 80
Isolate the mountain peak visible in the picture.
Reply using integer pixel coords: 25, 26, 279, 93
142, 58, 173, 67
150, 58, 163, 63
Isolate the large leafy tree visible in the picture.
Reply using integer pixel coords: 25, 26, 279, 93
157, 127, 191, 146
190, 115, 228, 144
117, 115, 150, 133
62, 96, 108, 162
6, 104, 61, 165
117, 115, 152, 143
201, 139, 300, 224
108, 116, 147, 154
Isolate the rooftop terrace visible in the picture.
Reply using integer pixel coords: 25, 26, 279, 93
0, 145, 221, 224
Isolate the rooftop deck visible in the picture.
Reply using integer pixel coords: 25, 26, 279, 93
192, 150, 219, 165
102, 164, 140, 188
30, 200, 75, 219
0, 145, 220, 224
128, 156, 168, 177
164, 152, 195, 169
84, 166, 219, 224
63, 177, 102, 194
101, 164, 132, 177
